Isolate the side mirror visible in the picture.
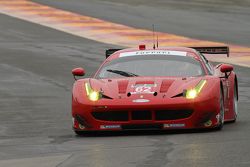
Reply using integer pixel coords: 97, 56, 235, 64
220, 64, 233, 73
220, 64, 233, 78
72, 68, 85, 80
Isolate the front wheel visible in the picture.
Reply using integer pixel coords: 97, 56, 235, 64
214, 88, 225, 130
232, 84, 238, 122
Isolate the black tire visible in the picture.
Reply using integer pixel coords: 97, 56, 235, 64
231, 84, 238, 122
214, 88, 225, 130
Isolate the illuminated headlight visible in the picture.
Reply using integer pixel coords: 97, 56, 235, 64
186, 89, 198, 99
88, 91, 100, 101
185, 80, 206, 99
85, 82, 101, 101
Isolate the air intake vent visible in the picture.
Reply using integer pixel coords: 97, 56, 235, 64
92, 111, 129, 121
118, 80, 129, 94
160, 80, 174, 93
131, 111, 152, 120
155, 110, 193, 120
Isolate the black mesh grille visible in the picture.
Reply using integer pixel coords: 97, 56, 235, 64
155, 110, 193, 120
92, 109, 193, 122
132, 111, 151, 120
92, 111, 128, 121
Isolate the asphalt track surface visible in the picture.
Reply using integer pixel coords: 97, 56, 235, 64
0, 1, 250, 167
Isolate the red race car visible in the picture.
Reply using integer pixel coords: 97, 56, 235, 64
71, 45, 238, 135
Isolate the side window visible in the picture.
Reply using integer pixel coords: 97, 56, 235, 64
199, 53, 213, 75
207, 62, 214, 73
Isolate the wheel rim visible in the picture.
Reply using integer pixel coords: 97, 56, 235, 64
220, 90, 225, 124
233, 86, 238, 118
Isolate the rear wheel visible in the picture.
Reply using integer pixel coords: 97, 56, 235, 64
215, 88, 225, 130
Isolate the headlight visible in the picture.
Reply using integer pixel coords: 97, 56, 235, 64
185, 80, 206, 99
88, 91, 100, 101
85, 82, 101, 101
186, 89, 198, 99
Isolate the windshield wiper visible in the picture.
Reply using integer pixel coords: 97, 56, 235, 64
106, 69, 139, 77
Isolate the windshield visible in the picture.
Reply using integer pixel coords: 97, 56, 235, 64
96, 55, 204, 79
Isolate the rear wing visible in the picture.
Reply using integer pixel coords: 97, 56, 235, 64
105, 49, 122, 58
190, 46, 229, 57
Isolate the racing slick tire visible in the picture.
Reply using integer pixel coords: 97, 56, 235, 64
230, 84, 238, 123
214, 88, 225, 130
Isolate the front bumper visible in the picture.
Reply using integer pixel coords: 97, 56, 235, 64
72, 96, 220, 131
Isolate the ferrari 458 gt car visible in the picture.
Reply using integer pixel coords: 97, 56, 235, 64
71, 45, 238, 135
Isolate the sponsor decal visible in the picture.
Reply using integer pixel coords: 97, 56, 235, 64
100, 125, 121, 129
132, 99, 150, 103
163, 123, 185, 128
120, 50, 187, 57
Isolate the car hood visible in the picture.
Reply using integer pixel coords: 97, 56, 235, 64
87, 77, 205, 99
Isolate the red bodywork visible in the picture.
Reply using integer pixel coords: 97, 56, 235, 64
71, 47, 238, 132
